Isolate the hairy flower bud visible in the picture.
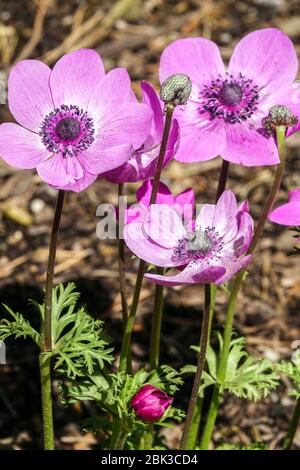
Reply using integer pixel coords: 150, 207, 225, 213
160, 73, 192, 106
131, 384, 173, 422
263, 104, 298, 135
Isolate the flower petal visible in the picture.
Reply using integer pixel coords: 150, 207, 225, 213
229, 28, 298, 91
141, 81, 163, 145
215, 255, 252, 285
174, 108, 226, 162
223, 123, 279, 166
59, 172, 97, 193
88, 68, 135, 120
136, 180, 174, 206
145, 261, 226, 286
213, 190, 238, 233
98, 103, 153, 150
8, 60, 53, 132
159, 38, 225, 86
50, 49, 105, 110
0, 123, 48, 169
289, 189, 300, 203
269, 201, 300, 226
79, 143, 133, 175
143, 205, 186, 249
124, 221, 179, 267
37, 153, 86, 189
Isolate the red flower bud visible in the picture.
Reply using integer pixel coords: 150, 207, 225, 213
131, 384, 173, 422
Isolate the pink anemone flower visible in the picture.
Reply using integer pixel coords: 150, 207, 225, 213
269, 189, 300, 230
103, 82, 179, 183
124, 190, 253, 286
159, 28, 300, 166
0, 49, 152, 192
126, 179, 195, 225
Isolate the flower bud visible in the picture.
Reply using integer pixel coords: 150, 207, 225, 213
131, 384, 173, 422
160, 73, 192, 106
263, 104, 297, 135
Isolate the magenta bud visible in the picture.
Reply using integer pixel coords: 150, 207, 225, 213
131, 384, 173, 422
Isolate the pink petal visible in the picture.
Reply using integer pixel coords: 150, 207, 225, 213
88, 68, 135, 120
223, 123, 279, 166
289, 189, 300, 202
79, 143, 133, 175
59, 172, 97, 193
229, 28, 298, 92
196, 204, 216, 231
124, 221, 179, 267
269, 201, 300, 226
8, 60, 53, 132
141, 81, 163, 144
0, 123, 48, 169
232, 212, 254, 255
50, 49, 105, 110
159, 38, 225, 86
99, 103, 153, 150
146, 261, 226, 286
143, 205, 186, 249
136, 180, 174, 206
213, 190, 238, 234
37, 153, 84, 188
215, 255, 252, 285
174, 106, 226, 162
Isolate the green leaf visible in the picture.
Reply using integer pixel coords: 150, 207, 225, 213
0, 304, 41, 347
276, 360, 300, 399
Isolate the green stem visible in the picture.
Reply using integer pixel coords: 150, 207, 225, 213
43, 190, 65, 351
200, 126, 286, 449
284, 397, 300, 450
39, 352, 54, 450
184, 284, 217, 450
118, 183, 129, 328
180, 285, 212, 449
119, 103, 175, 373
185, 160, 228, 450
149, 267, 165, 369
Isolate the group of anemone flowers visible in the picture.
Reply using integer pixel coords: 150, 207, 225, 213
0, 28, 299, 286
1, 27, 300, 449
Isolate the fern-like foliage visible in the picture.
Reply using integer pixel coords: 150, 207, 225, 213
0, 283, 114, 379
182, 334, 279, 401
0, 305, 41, 347
62, 364, 184, 436
276, 355, 300, 399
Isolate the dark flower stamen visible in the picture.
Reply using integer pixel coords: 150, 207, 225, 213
173, 227, 224, 264
200, 73, 259, 124
40, 104, 95, 157
219, 83, 243, 106
55, 117, 81, 141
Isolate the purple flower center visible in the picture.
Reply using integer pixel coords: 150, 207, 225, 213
55, 117, 81, 141
174, 227, 223, 264
40, 104, 95, 157
200, 73, 259, 124
219, 83, 243, 106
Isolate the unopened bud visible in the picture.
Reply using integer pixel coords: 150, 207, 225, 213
131, 384, 173, 422
263, 104, 297, 135
160, 73, 192, 106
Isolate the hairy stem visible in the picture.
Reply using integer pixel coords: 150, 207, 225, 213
119, 103, 175, 373
149, 267, 165, 369
39, 352, 54, 450
180, 285, 212, 449
200, 126, 286, 449
118, 183, 129, 327
43, 189, 65, 351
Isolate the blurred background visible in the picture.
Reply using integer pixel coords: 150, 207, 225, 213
0, 0, 300, 450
